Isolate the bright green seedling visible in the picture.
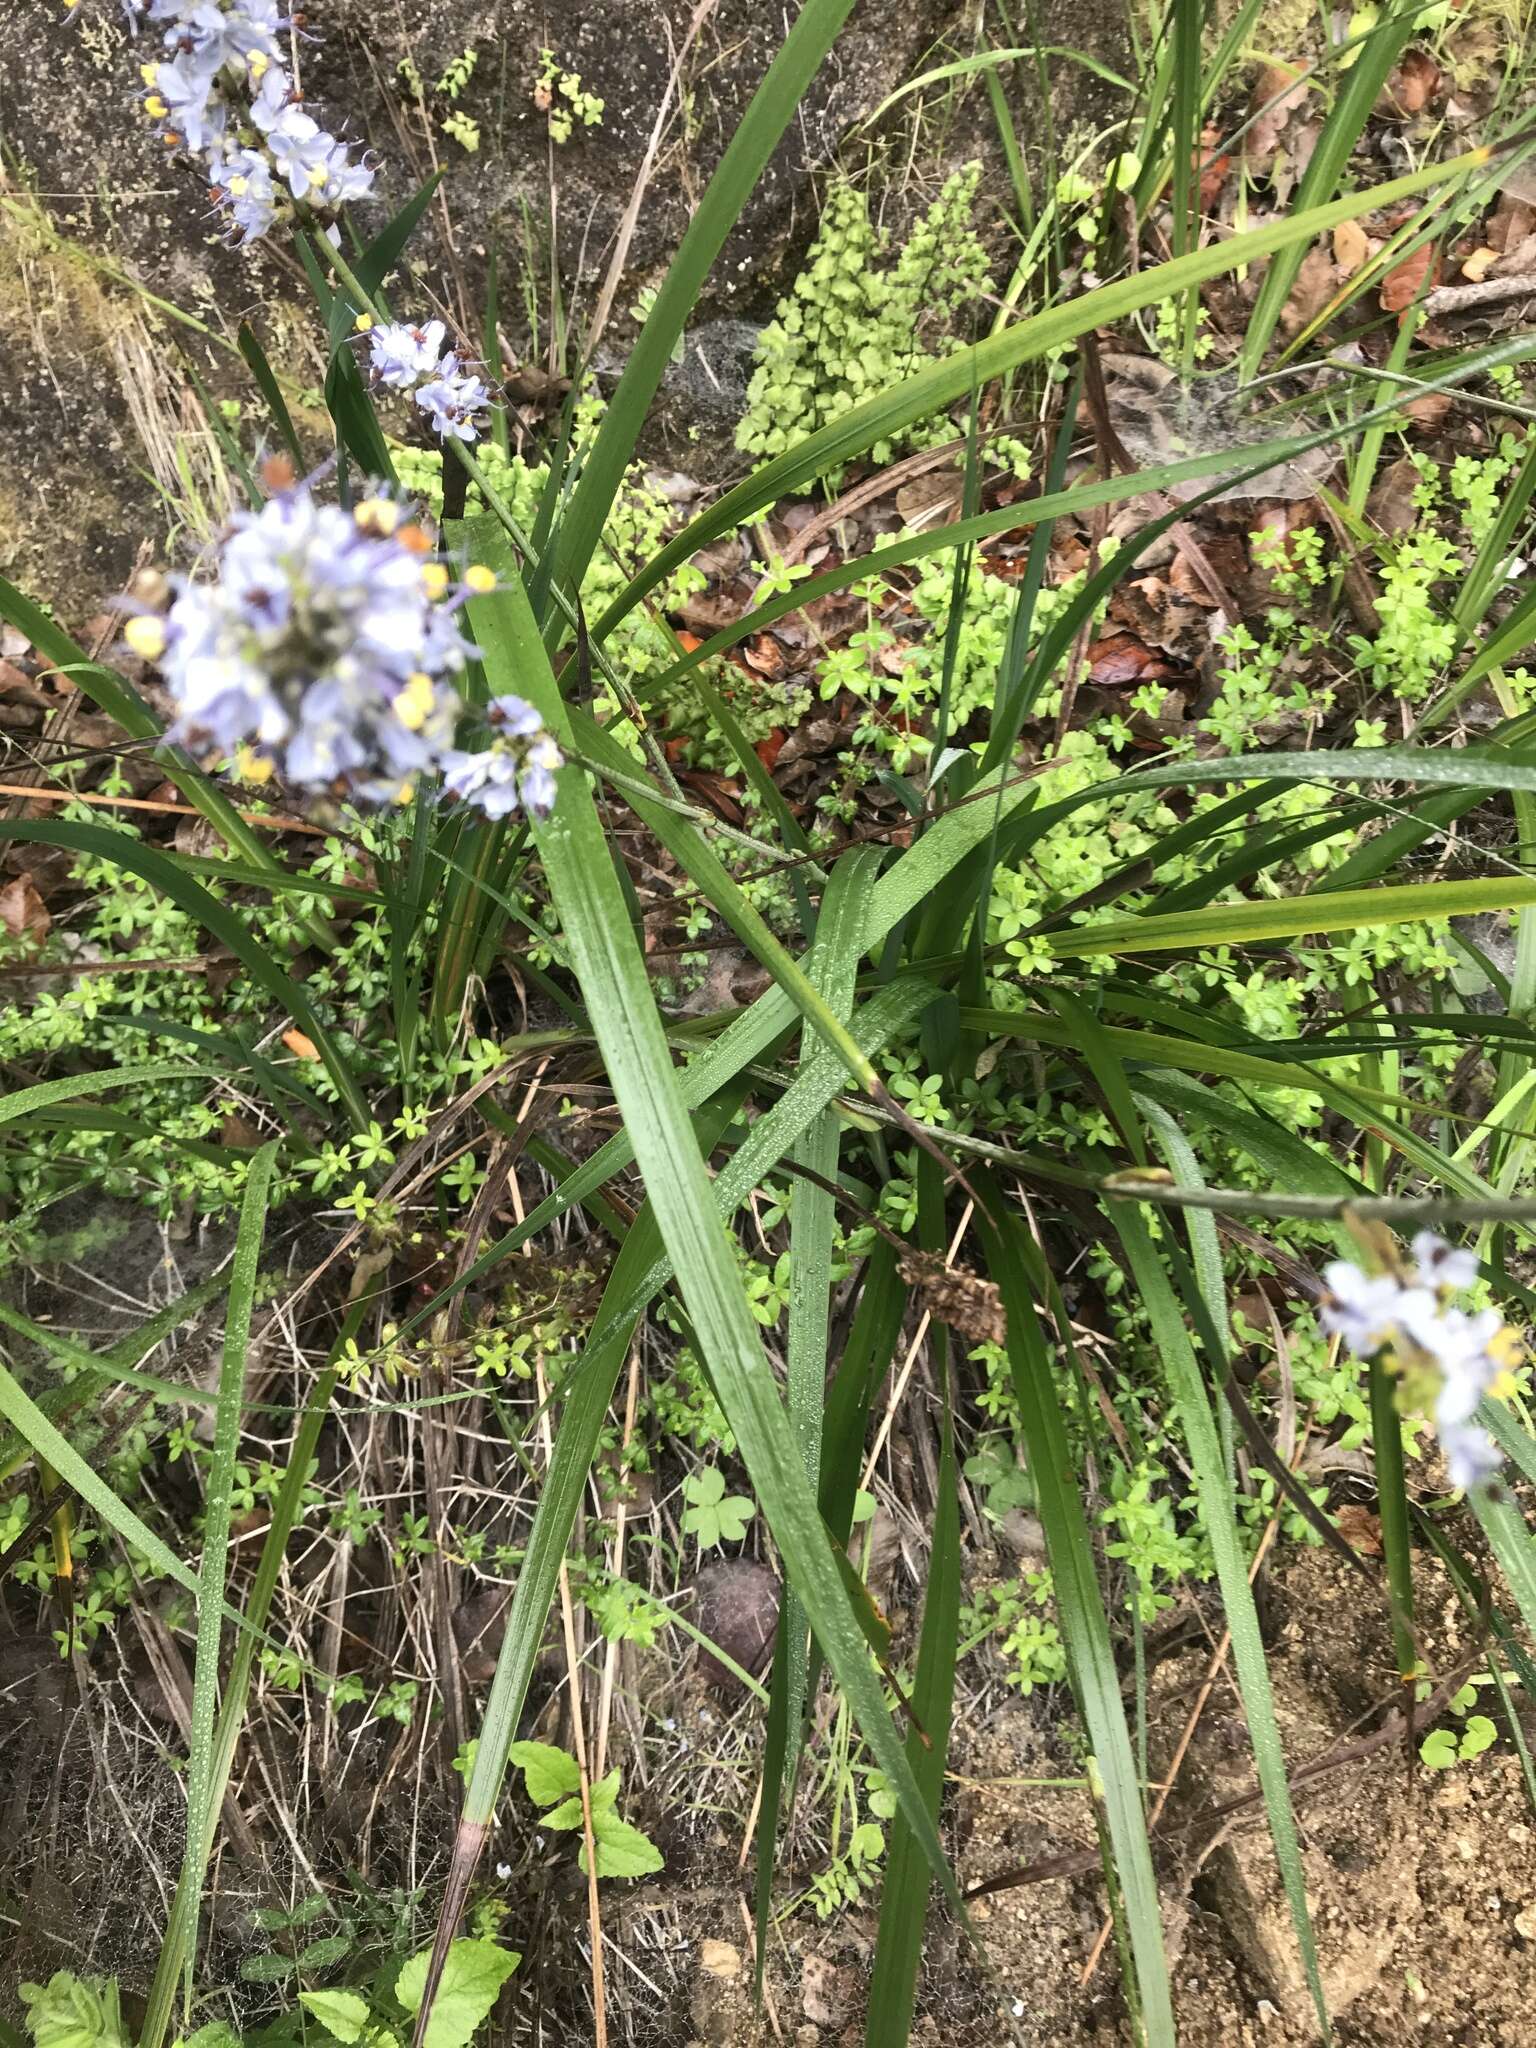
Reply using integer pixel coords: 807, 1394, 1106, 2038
1419, 1675, 1502, 1769
681, 1466, 756, 1548
1419, 1717, 1498, 1769
507, 1741, 663, 1879
396, 47, 481, 151
533, 50, 603, 143
238, 1892, 353, 1984
20, 1941, 517, 2048
394, 1939, 520, 2048
19, 1973, 129, 2048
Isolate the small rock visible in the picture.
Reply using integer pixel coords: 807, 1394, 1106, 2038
691, 1559, 780, 1690
802, 1954, 850, 2028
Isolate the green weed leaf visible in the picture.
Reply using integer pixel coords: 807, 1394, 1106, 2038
18, 1975, 128, 2048
297, 1992, 373, 2045
1461, 1715, 1498, 1760
583, 1811, 665, 1881
395, 1938, 520, 2048
507, 1741, 581, 1807
681, 1467, 755, 1548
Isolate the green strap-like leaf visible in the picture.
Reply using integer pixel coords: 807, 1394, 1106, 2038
554, 0, 860, 593
0, 818, 367, 1129
456, 563, 971, 1952
1112, 1202, 1330, 2040
979, 1199, 1175, 2043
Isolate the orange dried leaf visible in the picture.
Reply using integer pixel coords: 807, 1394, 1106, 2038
0, 874, 49, 948
1380, 243, 1438, 314
1336, 1503, 1383, 1557
282, 1028, 321, 1061
1332, 219, 1372, 276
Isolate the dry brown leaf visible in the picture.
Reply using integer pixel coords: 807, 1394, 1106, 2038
1198, 148, 1233, 210
1279, 243, 1340, 337
1368, 455, 1423, 537
1336, 1502, 1383, 1557
1487, 195, 1536, 256
1405, 390, 1452, 430
1382, 48, 1441, 116
1246, 63, 1312, 171
281, 1028, 320, 1061
1494, 231, 1536, 278
0, 874, 49, 948
1332, 219, 1372, 276
1380, 243, 1438, 314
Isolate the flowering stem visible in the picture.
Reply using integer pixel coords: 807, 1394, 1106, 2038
1099, 1180, 1536, 1227
1368, 1356, 1419, 1687
315, 234, 690, 808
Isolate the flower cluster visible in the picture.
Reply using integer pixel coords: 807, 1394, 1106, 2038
440, 696, 563, 818
364, 320, 493, 445
118, 2, 374, 243
122, 477, 560, 817
1319, 1232, 1521, 1490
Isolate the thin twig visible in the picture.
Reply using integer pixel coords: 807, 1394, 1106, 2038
536, 1354, 608, 2048
1423, 272, 1536, 316
0, 780, 327, 834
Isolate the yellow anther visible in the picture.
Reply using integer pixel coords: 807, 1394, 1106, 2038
353, 496, 399, 536
420, 561, 450, 599
308, 165, 329, 189
354, 312, 375, 333
140, 62, 159, 86
144, 94, 168, 119
247, 50, 269, 81
123, 615, 167, 662
227, 175, 249, 196
235, 746, 275, 785
392, 674, 436, 731
463, 564, 496, 595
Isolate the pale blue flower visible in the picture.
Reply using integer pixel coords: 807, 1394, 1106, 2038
125, 2, 373, 237
414, 359, 491, 443
143, 481, 476, 801
1411, 1231, 1479, 1294
313, 144, 375, 207
214, 146, 278, 243
1318, 1234, 1519, 1493
439, 698, 562, 819
152, 56, 226, 154
368, 320, 448, 390
263, 104, 333, 197
175, 1, 286, 72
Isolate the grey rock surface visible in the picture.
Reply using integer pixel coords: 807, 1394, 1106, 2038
0, 1, 1128, 612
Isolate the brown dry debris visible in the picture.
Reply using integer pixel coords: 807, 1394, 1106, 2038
897, 1249, 1007, 1347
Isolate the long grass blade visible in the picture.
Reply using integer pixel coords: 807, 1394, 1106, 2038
138, 1297, 361, 2048
981, 1195, 1176, 2039
554, 0, 859, 593
863, 1360, 962, 2046
1112, 1202, 1330, 2039
142, 1145, 277, 2040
